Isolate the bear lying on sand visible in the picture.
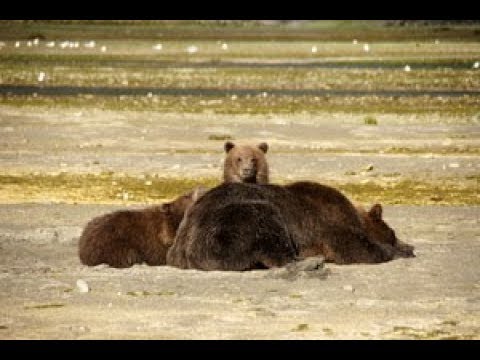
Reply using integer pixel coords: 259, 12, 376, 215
166, 182, 414, 271
78, 187, 206, 268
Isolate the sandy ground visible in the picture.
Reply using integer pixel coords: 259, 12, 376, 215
0, 204, 479, 339
0, 105, 479, 339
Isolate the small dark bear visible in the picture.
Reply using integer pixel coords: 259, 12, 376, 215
166, 182, 414, 270
223, 141, 269, 184
78, 187, 206, 268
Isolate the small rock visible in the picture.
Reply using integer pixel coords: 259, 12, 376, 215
448, 163, 460, 168
343, 284, 355, 292
76, 279, 89, 293
286, 257, 325, 272
364, 164, 374, 172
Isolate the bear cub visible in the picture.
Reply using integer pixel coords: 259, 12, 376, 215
223, 141, 269, 184
78, 187, 205, 268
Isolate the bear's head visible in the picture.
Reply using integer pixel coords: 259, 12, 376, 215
362, 204, 415, 259
223, 141, 269, 184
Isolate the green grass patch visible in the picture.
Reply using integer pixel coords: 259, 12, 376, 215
0, 172, 220, 204
127, 290, 176, 296
0, 172, 477, 205
292, 323, 310, 332
363, 116, 378, 125
24, 303, 65, 310
1, 21, 479, 41
1, 94, 479, 117
208, 134, 234, 141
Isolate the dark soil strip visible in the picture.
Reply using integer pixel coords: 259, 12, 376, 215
1, 85, 479, 97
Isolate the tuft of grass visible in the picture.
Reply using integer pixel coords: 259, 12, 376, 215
363, 115, 378, 125
208, 134, 234, 141
24, 303, 65, 310
292, 323, 310, 332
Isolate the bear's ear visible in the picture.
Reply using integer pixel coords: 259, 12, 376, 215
258, 142, 268, 153
224, 141, 235, 153
369, 204, 383, 221
162, 202, 171, 213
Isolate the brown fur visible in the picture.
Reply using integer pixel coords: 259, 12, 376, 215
223, 141, 269, 184
167, 182, 415, 270
356, 204, 415, 259
78, 187, 206, 268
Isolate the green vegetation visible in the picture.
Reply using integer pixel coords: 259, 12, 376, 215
363, 116, 378, 125
24, 303, 65, 309
126, 290, 176, 296
1, 94, 479, 117
388, 325, 478, 340
0, 172, 477, 205
292, 323, 310, 332
1, 20, 479, 41
208, 134, 234, 141
0, 172, 220, 204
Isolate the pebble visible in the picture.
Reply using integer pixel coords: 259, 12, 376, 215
76, 279, 90, 293
343, 284, 355, 292
286, 256, 325, 272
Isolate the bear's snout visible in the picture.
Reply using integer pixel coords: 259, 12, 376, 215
395, 241, 416, 258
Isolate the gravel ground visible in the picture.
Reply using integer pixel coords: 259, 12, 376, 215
0, 105, 479, 339
0, 204, 479, 339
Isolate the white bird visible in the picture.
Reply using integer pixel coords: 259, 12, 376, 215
26, 41, 32, 47
186, 45, 198, 54
0, 41, 5, 47
15, 41, 20, 47
33, 38, 39, 46
84, 41, 96, 48
221, 43, 228, 50
473, 61, 480, 69
363, 44, 370, 52
38, 72, 46, 82
152, 43, 162, 51
434, 39, 440, 45
46, 41, 55, 48
353, 39, 358, 45
311, 46, 317, 53
404, 65, 411, 72
101, 46, 107, 52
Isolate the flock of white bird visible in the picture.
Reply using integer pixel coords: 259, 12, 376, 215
1, 38, 479, 84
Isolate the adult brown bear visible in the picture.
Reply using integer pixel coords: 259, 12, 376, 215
78, 187, 206, 268
166, 182, 414, 270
